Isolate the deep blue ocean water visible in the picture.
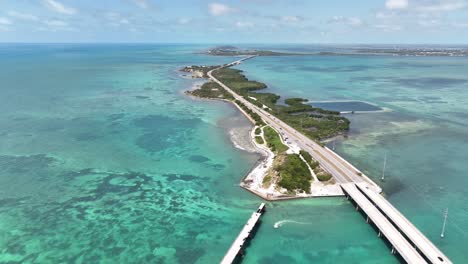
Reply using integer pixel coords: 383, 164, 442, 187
0, 44, 467, 263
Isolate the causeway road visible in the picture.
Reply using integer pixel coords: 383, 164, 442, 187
208, 57, 381, 191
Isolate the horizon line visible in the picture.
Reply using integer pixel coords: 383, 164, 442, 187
1, 42, 468, 46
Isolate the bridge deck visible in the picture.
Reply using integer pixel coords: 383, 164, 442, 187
221, 203, 265, 264
356, 183, 452, 264
341, 183, 427, 264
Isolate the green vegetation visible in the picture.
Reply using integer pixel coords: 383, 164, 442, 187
276, 154, 312, 193
262, 175, 272, 187
255, 136, 264, 145
187, 81, 234, 100
317, 172, 333, 182
310, 160, 320, 171
247, 92, 280, 106
212, 68, 350, 140
300, 149, 324, 172
184, 61, 345, 194
263, 126, 288, 153
184, 61, 350, 140
255, 127, 262, 135
205, 46, 297, 56
214, 68, 266, 92
299, 150, 312, 163
234, 100, 265, 126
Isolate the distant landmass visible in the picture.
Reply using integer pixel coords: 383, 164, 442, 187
203, 46, 299, 56
351, 47, 468, 57
203, 45, 468, 57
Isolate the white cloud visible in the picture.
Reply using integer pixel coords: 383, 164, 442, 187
452, 21, 468, 28
44, 20, 68, 27
120, 19, 130, 25
132, 0, 149, 9
178, 18, 191, 25
8, 11, 38, 21
235, 21, 254, 28
328, 16, 364, 27
374, 24, 402, 31
42, 0, 77, 15
416, 0, 467, 12
417, 19, 440, 27
209, 3, 236, 16
348, 17, 364, 26
281, 16, 302, 23
0, 17, 12, 25
376, 11, 395, 19
105, 12, 132, 27
385, 0, 409, 10
106, 12, 121, 20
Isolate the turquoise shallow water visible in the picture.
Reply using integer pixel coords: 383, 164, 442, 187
0, 44, 262, 263
237, 54, 468, 262
0, 44, 466, 263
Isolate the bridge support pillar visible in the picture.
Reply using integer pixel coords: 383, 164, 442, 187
366, 216, 369, 223
391, 247, 395, 255
355, 205, 359, 211
378, 231, 382, 238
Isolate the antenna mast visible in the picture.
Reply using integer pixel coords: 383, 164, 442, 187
381, 152, 387, 181
441, 208, 448, 238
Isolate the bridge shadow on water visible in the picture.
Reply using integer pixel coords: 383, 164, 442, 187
345, 197, 406, 264
232, 220, 263, 264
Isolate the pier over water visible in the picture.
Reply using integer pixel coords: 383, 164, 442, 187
221, 203, 266, 264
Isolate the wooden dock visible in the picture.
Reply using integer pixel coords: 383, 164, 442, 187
220, 203, 266, 264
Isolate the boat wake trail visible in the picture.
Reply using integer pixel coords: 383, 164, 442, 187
273, 220, 311, 229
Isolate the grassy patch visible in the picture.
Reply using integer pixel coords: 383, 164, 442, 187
310, 160, 320, 171
299, 150, 312, 163
276, 154, 312, 193
255, 136, 264, 144
255, 127, 262, 135
300, 150, 320, 170
262, 175, 272, 187
317, 172, 333, 182
263, 126, 288, 153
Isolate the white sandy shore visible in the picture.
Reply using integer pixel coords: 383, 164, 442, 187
240, 124, 344, 200
184, 74, 344, 200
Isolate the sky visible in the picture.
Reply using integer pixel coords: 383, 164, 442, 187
1, 0, 468, 44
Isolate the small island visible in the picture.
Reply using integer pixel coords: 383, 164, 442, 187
182, 58, 348, 199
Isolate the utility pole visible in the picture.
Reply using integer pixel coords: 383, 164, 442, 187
441, 208, 448, 238
381, 152, 387, 181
